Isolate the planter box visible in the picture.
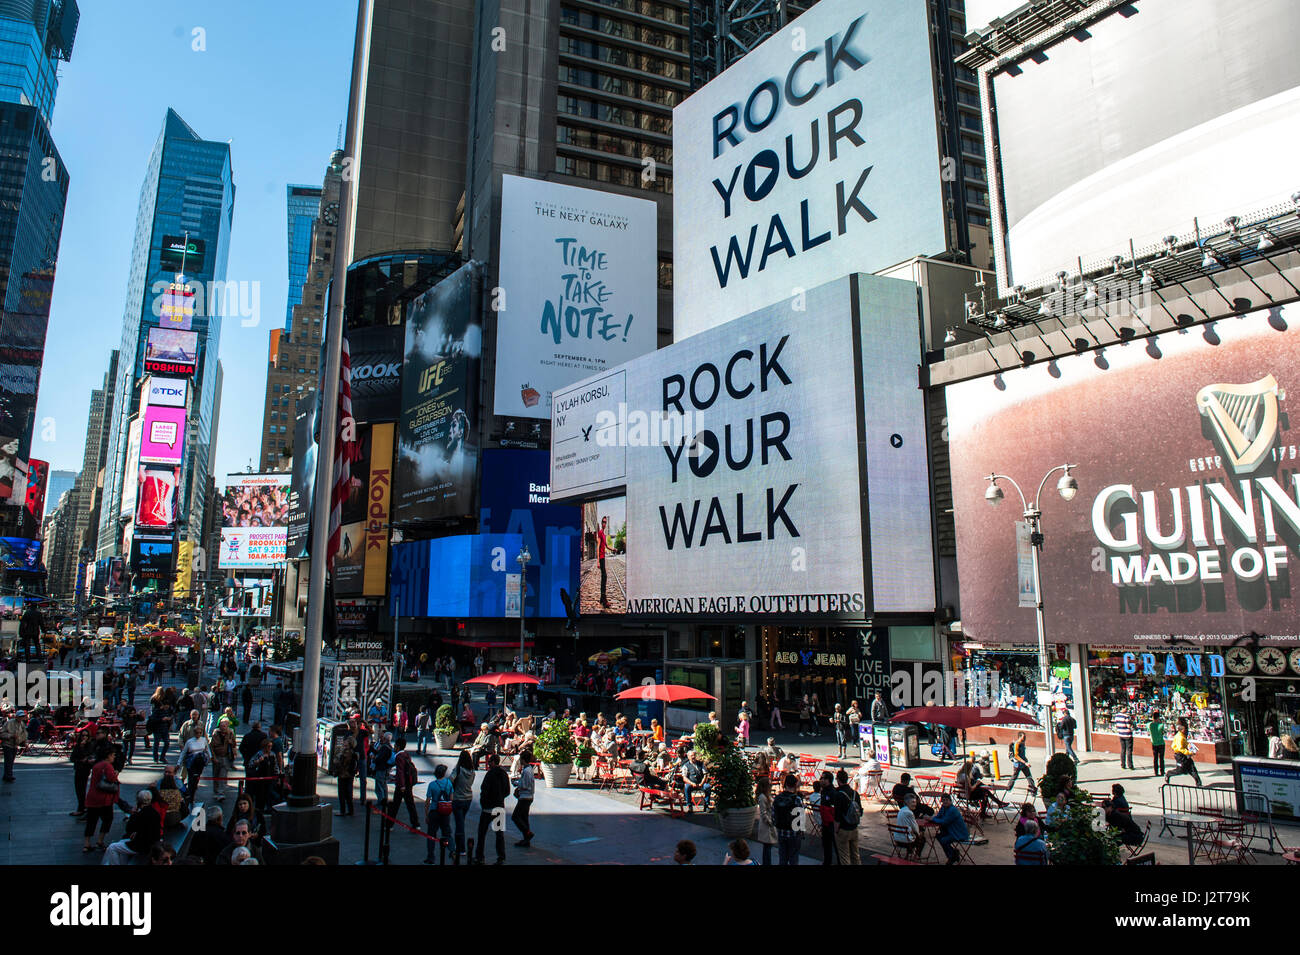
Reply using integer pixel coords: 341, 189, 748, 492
434, 730, 459, 751
718, 805, 758, 838
540, 762, 572, 788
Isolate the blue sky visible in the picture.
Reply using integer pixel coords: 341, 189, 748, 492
30, 0, 355, 482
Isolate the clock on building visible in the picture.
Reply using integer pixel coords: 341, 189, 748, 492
1225, 647, 1254, 675
1256, 647, 1286, 676
1289, 648, 1300, 677
323, 201, 339, 226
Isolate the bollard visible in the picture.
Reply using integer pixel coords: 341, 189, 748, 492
990, 749, 1000, 780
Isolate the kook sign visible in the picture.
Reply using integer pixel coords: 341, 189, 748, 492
672, 0, 947, 337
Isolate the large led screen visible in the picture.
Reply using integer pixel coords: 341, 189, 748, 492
495, 175, 657, 419
390, 533, 525, 618
986, 0, 1300, 292
144, 327, 199, 376
219, 473, 289, 569
672, 0, 946, 336
948, 305, 1300, 647
480, 449, 580, 618
551, 272, 935, 618
395, 263, 480, 523
139, 405, 185, 465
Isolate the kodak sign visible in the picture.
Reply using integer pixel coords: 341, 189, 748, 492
363, 423, 394, 596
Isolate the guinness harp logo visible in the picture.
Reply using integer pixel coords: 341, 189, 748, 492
1196, 375, 1284, 475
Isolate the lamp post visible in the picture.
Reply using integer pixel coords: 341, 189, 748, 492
516, 545, 530, 709
983, 464, 1079, 760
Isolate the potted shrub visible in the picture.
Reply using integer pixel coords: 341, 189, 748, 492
434, 704, 459, 750
534, 718, 576, 787
1038, 753, 1078, 807
694, 724, 756, 836
1045, 788, 1123, 866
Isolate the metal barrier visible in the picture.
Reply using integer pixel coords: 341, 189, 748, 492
1159, 783, 1278, 855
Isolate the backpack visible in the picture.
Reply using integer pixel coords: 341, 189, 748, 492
840, 790, 861, 827
817, 796, 835, 826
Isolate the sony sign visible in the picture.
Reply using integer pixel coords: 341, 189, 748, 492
672, 0, 947, 338
144, 376, 188, 409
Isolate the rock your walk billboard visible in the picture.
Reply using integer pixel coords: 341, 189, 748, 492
948, 305, 1300, 647
550, 273, 935, 620
493, 175, 658, 420
672, 0, 947, 337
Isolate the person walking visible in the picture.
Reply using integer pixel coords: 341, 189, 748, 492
1149, 711, 1166, 777
846, 700, 863, 758
831, 703, 849, 760
1005, 731, 1038, 797
798, 695, 813, 738
82, 747, 119, 853
241, 683, 254, 726
1057, 710, 1080, 764
771, 773, 804, 864
391, 738, 421, 828
209, 720, 237, 797
423, 764, 454, 864
450, 749, 475, 861
754, 776, 778, 865
1, 708, 27, 782
334, 736, 358, 816
832, 769, 862, 865
1164, 718, 1203, 786
475, 753, 510, 865
69, 728, 95, 816
511, 747, 535, 848
177, 729, 212, 797
414, 706, 432, 755
1113, 704, 1134, 770
870, 691, 889, 723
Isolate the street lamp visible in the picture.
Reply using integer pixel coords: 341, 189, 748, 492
516, 545, 531, 709
984, 464, 1079, 759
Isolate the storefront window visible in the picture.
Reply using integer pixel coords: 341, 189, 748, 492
1089, 648, 1226, 743
764, 626, 854, 712
956, 644, 1073, 723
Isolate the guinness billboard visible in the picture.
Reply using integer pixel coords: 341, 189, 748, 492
948, 305, 1300, 647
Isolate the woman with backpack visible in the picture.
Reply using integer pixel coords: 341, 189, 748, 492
423, 764, 455, 864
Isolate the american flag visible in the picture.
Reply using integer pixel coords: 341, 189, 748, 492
327, 332, 363, 570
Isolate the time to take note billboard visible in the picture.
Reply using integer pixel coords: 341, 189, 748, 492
948, 305, 1300, 648
672, 0, 946, 338
551, 272, 934, 620
494, 175, 658, 420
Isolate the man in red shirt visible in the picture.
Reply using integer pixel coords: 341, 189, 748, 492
598, 516, 609, 607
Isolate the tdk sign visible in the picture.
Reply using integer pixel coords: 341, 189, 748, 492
146, 376, 188, 408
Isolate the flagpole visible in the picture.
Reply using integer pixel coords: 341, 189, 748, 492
291, 0, 372, 805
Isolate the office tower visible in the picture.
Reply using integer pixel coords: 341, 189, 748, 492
96, 109, 235, 594
0, 0, 77, 550
258, 151, 343, 471
285, 184, 322, 329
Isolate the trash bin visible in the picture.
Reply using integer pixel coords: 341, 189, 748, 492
870, 722, 891, 764
315, 718, 351, 776
889, 724, 920, 768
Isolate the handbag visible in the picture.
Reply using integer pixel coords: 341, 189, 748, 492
96, 775, 120, 794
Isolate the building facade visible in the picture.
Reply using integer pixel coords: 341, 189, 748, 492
284, 183, 322, 330
257, 153, 343, 472
96, 109, 235, 597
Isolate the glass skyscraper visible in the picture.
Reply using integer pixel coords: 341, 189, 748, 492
285, 184, 321, 330
96, 109, 235, 574
0, 0, 75, 552
0, 0, 77, 125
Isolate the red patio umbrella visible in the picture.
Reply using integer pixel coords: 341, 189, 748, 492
889, 706, 1040, 729
464, 671, 541, 687
614, 683, 716, 703
890, 705, 1040, 757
